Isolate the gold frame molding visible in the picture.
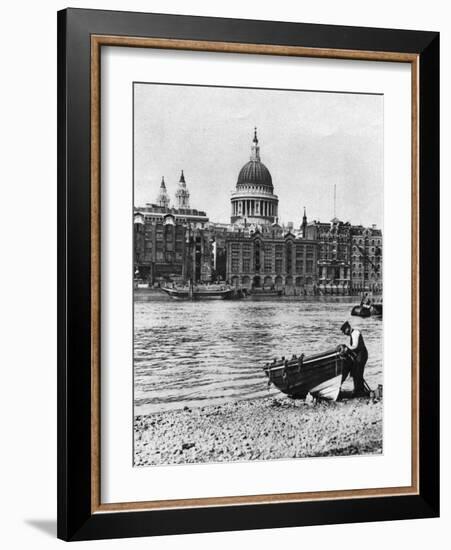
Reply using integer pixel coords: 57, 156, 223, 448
90, 35, 419, 514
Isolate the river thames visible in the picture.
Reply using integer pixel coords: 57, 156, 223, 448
134, 297, 383, 415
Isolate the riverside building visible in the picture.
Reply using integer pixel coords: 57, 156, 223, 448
134, 130, 382, 294
305, 218, 383, 294
224, 130, 318, 293
134, 171, 212, 285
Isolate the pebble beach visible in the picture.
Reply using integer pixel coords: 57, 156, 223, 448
134, 394, 383, 467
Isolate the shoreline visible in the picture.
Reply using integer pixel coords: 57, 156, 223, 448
134, 394, 383, 467
134, 288, 362, 302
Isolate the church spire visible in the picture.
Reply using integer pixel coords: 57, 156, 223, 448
179, 170, 186, 185
250, 127, 261, 161
156, 176, 170, 209
302, 206, 307, 238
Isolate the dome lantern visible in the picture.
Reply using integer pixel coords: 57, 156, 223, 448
250, 127, 260, 161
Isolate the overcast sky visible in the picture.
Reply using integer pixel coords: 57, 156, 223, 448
134, 83, 383, 228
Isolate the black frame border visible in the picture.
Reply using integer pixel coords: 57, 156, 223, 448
57, 8, 439, 541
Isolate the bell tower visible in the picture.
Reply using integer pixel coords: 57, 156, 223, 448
175, 170, 190, 209
156, 176, 170, 209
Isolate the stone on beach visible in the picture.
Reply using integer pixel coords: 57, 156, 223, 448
134, 395, 383, 467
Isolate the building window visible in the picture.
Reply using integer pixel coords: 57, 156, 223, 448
264, 256, 272, 272
286, 242, 292, 274
253, 241, 261, 271
231, 243, 240, 273
264, 243, 272, 272
295, 245, 304, 273
275, 244, 283, 273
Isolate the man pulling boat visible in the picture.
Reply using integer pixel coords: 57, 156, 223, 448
340, 321, 369, 397
262, 321, 372, 401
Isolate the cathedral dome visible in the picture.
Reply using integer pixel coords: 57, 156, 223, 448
236, 128, 273, 191
231, 129, 279, 226
237, 160, 273, 189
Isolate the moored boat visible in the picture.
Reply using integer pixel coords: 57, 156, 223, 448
263, 347, 352, 401
351, 304, 372, 317
161, 285, 233, 300
371, 303, 383, 316
351, 294, 383, 318
134, 279, 149, 289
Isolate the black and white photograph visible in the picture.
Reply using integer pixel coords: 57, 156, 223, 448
133, 82, 384, 467
0, 0, 444, 545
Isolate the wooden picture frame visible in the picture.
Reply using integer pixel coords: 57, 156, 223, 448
57, 8, 439, 541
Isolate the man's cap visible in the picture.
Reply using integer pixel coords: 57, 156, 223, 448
340, 321, 351, 333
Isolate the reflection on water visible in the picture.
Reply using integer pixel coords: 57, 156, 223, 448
134, 298, 382, 415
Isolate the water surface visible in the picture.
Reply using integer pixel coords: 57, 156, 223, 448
134, 298, 382, 415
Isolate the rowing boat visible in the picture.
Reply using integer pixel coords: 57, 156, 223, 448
263, 347, 351, 401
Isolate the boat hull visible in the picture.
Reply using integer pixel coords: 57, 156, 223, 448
263, 348, 349, 401
161, 287, 233, 300
371, 303, 383, 316
351, 305, 372, 317
310, 374, 342, 401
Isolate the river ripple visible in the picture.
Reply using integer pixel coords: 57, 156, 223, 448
134, 298, 383, 415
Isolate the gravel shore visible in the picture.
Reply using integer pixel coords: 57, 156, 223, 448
134, 394, 383, 466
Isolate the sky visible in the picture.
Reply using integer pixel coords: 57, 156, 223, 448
134, 83, 383, 228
